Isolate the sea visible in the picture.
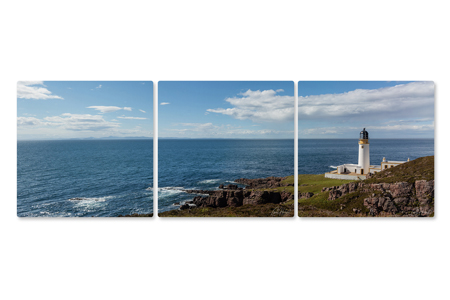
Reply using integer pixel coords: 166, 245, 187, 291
158, 139, 295, 213
17, 138, 433, 216
158, 138, 433, 213
17, 139, 153, 217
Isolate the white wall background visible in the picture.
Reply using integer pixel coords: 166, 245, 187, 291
1, 1, 448, 300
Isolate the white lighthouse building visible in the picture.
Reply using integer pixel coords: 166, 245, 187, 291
325, 128, 409, 180
358, 128, 370, 175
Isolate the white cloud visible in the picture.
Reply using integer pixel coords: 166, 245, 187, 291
96, 85, 102, 89
166, 122, 292, 137
207, 89, 294, 122
117, 116, 147, 120
370, 124, 435, 131
300, 122, 434, 136
44, 113, 121, 131
17, 81, 63, 100
17, 117, 43, 127
300, 127, 354, 135
139, 109, 146, 113
160, 102, 170, 105
384, 118, 433, 124
17, 114, 153, 139
87, 106, 132, 113
298, 81, 434, 120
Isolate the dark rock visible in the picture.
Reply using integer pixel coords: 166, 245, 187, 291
415, 180, 434, 202
299, 192, 314, 199
281, 191, 294, 201
227, 197, 242, 207
325, 179, 433, 217
182, 176, 294, 210
180, 204, 190, 210
225, 184, 238, 190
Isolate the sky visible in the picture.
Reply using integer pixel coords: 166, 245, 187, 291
17, 81, 434, 140
158, 81, 295, 139
17, 81, 153, 140
298, 81, 435, 139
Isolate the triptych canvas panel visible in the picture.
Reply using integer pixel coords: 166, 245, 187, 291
17, 81, 434, 217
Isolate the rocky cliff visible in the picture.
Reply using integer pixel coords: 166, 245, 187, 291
322, 179, 434, 216
180, 178, 294, 210
298, 156, 435, 217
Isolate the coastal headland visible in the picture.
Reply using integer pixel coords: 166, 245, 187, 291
159, 176, 295, 217
298, 156, 434, 217
122, 156, 434, 217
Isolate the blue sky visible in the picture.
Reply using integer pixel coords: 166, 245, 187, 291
298, 81, 435, 138
17, 81, 153, 140
159, 81, 295, 138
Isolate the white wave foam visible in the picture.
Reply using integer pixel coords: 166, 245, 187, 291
161, 187, 184, 190
70, 196, 113, 211
147, 186, 184, 191
68, 196, 114, 203
158, 188, 185, 199
198, 179, 221, 184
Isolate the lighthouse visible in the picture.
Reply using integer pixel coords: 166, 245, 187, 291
326, 128, 409, 180
358, 128, 370, 174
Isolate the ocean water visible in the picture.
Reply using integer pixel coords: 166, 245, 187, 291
158, 138, 434, 213
158, 139, 295, 212
17, 140, 153, 217
298, 139, 434, 175
18, 139, 433, 216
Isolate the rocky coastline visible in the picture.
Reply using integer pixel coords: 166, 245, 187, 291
159, 176, 295, 217
298, 156, 435, 217
175, 177, 294, 210
319, 179, 434, 216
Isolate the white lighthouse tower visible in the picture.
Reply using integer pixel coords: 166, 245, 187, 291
358, 128, 370, 174
326, 128, 409, 179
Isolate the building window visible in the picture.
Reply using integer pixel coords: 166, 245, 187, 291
384, 165, 387, 169
361, 169, 363, 175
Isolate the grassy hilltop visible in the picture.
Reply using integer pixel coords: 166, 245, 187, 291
298, 156, 434, 217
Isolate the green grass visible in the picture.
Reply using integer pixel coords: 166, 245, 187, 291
365, 156, 434, 184
298, 174, 355, 194
298, 190, 373, 217
296, 174, 363, 217
282, 175, 295, 185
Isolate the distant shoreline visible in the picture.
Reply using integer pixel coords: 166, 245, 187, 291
17, 137, 434, 142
